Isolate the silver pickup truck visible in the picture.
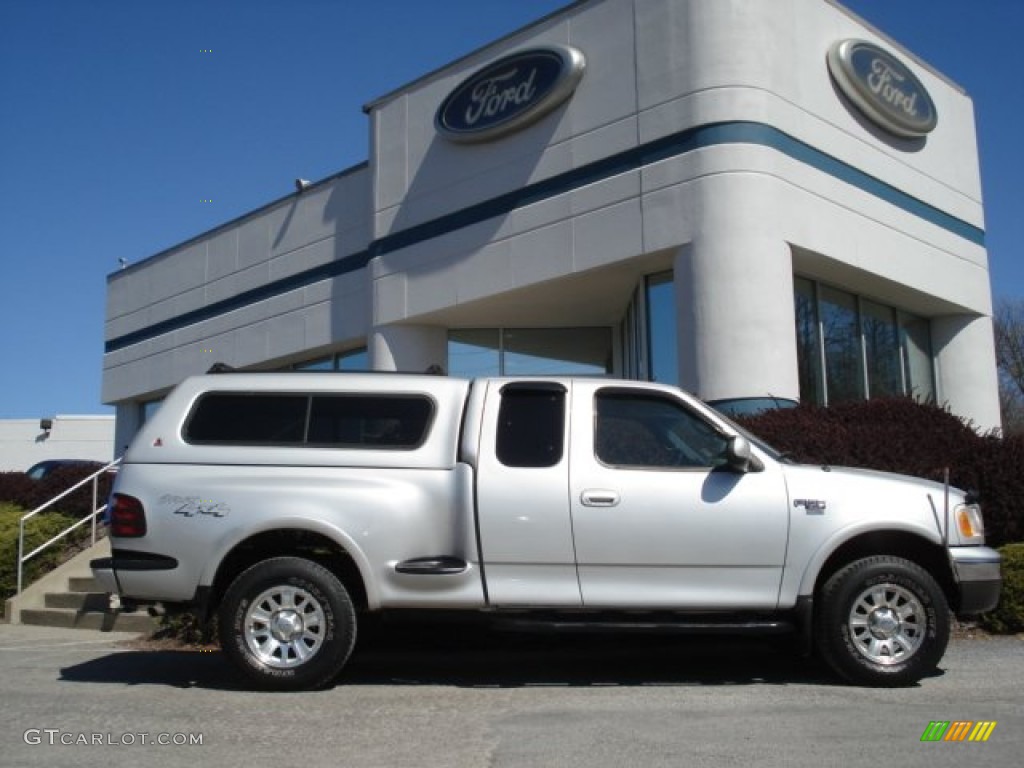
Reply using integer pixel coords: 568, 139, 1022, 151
92, 372, 1001, 690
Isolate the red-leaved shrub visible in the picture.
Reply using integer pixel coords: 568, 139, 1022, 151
737, 398, 1023, 547
0, 466, 114, 519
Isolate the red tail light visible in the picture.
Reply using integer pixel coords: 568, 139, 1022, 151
110, 494, 147, 537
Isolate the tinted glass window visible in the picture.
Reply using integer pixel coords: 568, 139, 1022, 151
900, 312, 935, 401
448, 329, 611, 378
496, 385, 566, 468
862, 300, 901, 398
307, 395, 433, 448
595, 391, 728, 469
794, 277, 823, 404
819, 286, 865, 404
185, 392, 433, 449
186, 394, 307, 444
646, 272, 678, 385
793, 278, 934, 406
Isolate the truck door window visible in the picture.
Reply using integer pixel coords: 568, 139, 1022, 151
595, 391, 729, 469
496, 384, 566, 468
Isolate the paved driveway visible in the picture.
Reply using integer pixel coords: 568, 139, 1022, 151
1, 622, 1021, 768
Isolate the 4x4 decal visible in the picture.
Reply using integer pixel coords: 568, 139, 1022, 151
160, 494, 230, 518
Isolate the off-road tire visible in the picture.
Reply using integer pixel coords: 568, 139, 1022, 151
815, 555, 949, 687
219, 556, 357, 691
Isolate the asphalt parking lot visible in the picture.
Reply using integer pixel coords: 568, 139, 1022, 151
1, 622, 1021, 768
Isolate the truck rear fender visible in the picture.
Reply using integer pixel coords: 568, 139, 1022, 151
201, 516, 379, 611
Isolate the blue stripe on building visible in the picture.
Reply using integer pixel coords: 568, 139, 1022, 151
105, 120, 985, 353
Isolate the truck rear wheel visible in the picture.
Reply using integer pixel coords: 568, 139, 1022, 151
815, 556, 949, 687
219, 556, 357, 691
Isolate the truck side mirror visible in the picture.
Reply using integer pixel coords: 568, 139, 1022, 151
726, 435, 762, 473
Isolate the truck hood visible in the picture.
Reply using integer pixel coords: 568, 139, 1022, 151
787, 463, 963, 499
779, 462, 967, 542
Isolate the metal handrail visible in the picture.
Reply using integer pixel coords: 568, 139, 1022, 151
16, 458, 121, 594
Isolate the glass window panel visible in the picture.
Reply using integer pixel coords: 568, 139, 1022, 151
621, 285, 642, 381
307, 395, 433, 449
496, 385, 566, 468
295, 357, 333, 371
595, 391, 729, 468
862, 300, 902, 398
503, 328, 611, 376
337, 347, 368, 371
646, 272, 678, 386
185, 394, 308, 445
900, 313, 935, 402
819, 286, 864, 403
448, 330, 501, 378
793, 277, 823, 405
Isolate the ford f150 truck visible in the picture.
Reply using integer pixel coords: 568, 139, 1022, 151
92, 372, 1001, 690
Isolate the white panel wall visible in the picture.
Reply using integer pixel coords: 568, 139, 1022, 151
103, 166, 373, 404
0, 416, 115, 472
370, 0, 639, 239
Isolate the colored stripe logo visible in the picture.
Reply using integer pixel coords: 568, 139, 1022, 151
920, 721, 997, 742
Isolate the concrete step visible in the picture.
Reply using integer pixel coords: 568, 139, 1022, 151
44, 592, 113, 612
18, 607, 159, 633
68, 576, 103, 593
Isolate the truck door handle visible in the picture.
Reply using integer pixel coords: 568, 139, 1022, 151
581, 489, 620, 507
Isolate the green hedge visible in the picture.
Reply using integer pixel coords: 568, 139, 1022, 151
981, 543, 1024, 634
0, 502, 85, 615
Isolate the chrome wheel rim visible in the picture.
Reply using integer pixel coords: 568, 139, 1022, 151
244, 585, 326, 669
847, 583, 925, 666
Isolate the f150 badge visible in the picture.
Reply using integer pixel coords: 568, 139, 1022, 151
794, 498, 827, 514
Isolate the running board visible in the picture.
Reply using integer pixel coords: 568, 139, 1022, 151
491, 614, 796, 636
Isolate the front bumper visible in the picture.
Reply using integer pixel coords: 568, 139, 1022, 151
948, 546, 1002, 615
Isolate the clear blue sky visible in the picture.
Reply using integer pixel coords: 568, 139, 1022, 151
1, 0, 1021, 418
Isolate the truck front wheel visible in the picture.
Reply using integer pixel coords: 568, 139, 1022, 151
219, 556, 357, 691
815, 556, 949, 687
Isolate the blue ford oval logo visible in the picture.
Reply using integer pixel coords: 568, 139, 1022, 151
436, 45, 586, 143
827, 40, 937, 138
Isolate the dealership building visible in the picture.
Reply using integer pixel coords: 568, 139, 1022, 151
102, 0, 1000, 450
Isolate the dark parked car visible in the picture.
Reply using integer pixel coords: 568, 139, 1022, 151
24, 459, 105, 481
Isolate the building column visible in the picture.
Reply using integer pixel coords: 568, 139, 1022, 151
370, 325, 448, 373
674, 235, 799, 403
933, 315, 1002, 433
113, 403, 141, 458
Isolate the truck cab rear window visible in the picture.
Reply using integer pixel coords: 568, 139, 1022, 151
496, 384, 566, 467
184, 393, 434, 449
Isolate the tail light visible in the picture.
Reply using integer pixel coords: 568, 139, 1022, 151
109, 494, 147, 537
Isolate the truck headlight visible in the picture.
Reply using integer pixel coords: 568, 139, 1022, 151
955, 504, 985, 542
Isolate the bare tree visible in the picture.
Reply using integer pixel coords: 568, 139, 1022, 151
994, 298, 1024, 433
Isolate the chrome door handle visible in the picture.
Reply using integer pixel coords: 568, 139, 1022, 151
580, 489, 620, 507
